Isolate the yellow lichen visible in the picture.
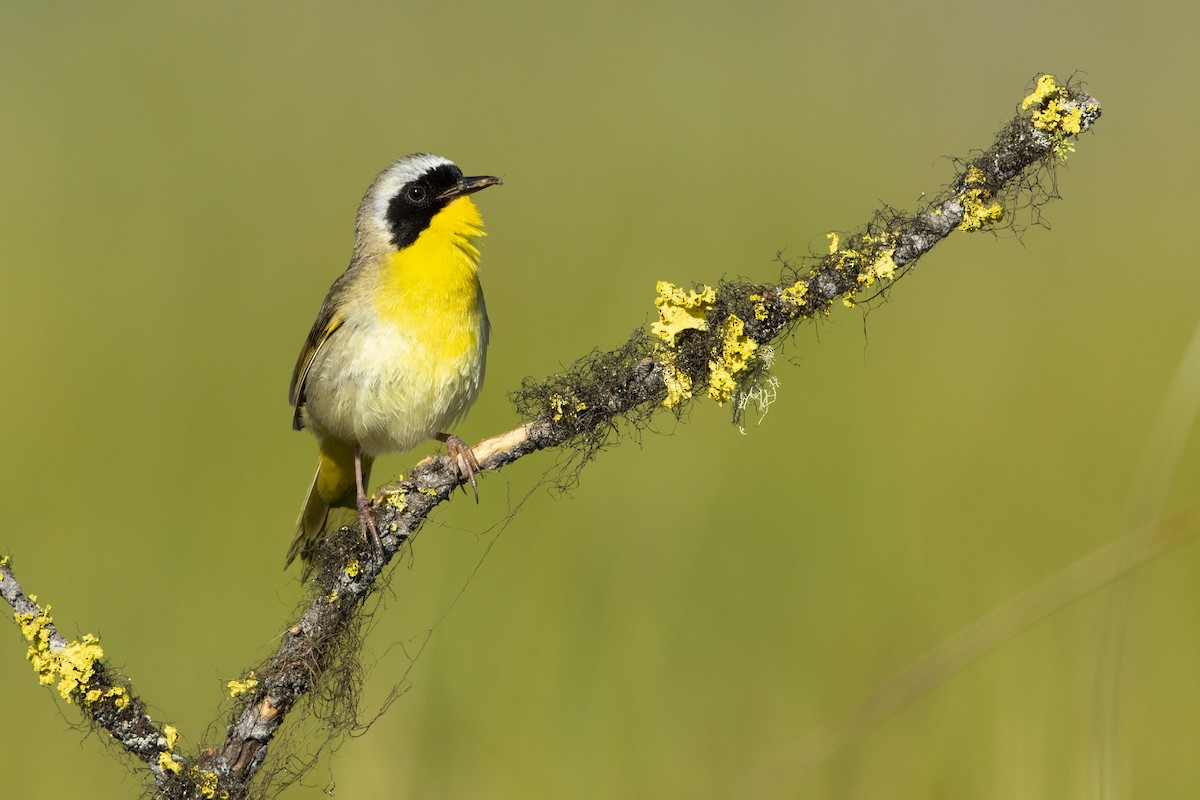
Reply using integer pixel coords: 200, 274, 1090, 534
842, 294, 857, 308
549, 393, 567, 421
651, 281, 716, 346
661, 351, 693, 408
155, 725, 182, 778
1022, 74, 1060, 111
227, 672, 258, 698
1060, 104, 1083, 135
17, 606, 107, 703
707, 315, 759, 405
549, 393, 588, 421
326, 588, 339, 602
158, 751, 182, 774
819, 230, 902, 290
345, 559, 360, 578
780, 280, 808, 308
853, 246, 899, 287
187, 765, 221, 798
872, 249, 898, 281
417, 486, 438, 497
708, 366, 737, 405
382, 485, 408, 512
748, 293, 769, 321
958, 190, 1004, 231
1031, 99, 1070, 133
1021, 74, 1084, 159
85, 685, 130, 709
956, 166, 1004, 232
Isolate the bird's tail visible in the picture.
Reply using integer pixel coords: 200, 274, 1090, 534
285, 439, 371, 571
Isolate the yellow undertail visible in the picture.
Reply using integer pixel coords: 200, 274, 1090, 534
286, 438, 374, 570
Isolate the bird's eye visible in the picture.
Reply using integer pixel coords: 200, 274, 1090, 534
405, 185, 427, 203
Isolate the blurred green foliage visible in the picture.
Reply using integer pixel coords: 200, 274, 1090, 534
2, 1, 1198, 798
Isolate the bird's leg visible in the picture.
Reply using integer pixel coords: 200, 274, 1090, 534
354, 442, 383, 555
436, 432, 480, 502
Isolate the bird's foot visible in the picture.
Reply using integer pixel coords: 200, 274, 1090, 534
439, 433, 480, 502
356, 493, 383, 556
351, 441, 383, 557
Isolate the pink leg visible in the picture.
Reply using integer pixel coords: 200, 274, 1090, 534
354, 442, 383, 554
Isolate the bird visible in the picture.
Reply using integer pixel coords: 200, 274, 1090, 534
286, 153, 501, 570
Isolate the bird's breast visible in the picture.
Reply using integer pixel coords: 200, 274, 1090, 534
374, 223, 485, 368
303, 221, 489, 455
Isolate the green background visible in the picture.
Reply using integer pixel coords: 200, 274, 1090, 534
3, 1, 1198, 797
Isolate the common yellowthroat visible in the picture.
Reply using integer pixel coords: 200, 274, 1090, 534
286, 153, 501, 569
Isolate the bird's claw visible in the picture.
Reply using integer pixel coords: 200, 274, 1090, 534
356, 494, 383, 556
443, 434, 480, 502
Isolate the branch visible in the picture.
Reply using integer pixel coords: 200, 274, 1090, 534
4, 75, 1101, 799
215, 73, 1102, 795
0, 557, 182, 778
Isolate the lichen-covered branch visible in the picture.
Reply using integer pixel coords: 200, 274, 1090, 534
0, 557, 182, 779
512, 75, 1100, 440
4, 75, 1101, 800
213, 74, 1101, 797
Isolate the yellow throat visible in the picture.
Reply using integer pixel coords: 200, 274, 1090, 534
375, 195, 487, 363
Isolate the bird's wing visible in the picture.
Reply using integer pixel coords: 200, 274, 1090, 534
289, 296, 346, 432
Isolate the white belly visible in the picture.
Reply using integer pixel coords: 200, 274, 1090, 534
302, 304, 488, 456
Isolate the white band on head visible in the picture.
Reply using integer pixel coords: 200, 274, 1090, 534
365, 153, 457, 222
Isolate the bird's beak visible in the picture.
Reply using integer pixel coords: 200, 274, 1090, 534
438, 175, 503, 200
